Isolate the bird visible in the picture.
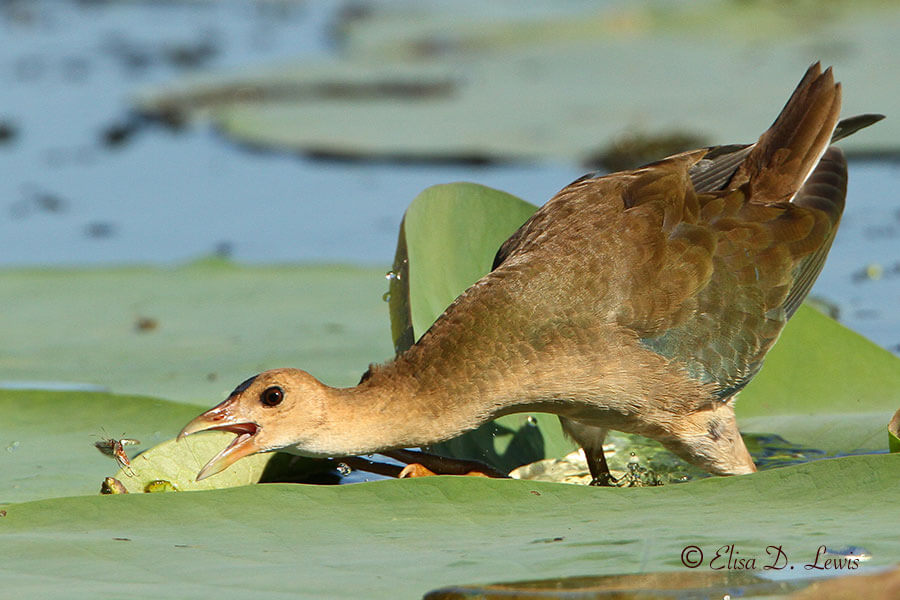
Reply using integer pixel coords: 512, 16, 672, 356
180, 63, 882, 484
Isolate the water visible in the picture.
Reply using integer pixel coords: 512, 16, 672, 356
1, 0, 898, 352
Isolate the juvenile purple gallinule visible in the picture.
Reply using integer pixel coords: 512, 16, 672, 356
180, 63, 882, 484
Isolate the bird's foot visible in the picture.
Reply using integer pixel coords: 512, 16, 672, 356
398, 463, 493, 479
398, 463, 436, 478
384, 449, 508, 479
588, 473, 619, 487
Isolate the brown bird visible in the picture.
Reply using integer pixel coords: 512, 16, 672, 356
180, 63, 881, 484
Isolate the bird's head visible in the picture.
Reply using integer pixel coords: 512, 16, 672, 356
178, 368, 330, 480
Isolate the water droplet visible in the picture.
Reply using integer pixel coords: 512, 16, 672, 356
382, 291, 391, 302
526, 416, 537, 426
385, 271, 401, 282
6, 441, 21, 453
627, 453, 642, 475
336, 462, 351, 476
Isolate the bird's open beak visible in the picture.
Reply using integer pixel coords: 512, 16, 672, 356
178, 401, 261, 481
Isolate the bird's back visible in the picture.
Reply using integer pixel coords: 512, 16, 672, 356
481, 63, 848, 402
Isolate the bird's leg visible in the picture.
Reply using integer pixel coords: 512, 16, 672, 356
558, 418, 617, 486
381, 448, 508, 479
585, 446, 618, 487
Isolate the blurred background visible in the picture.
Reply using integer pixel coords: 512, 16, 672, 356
1, 0, 898, 360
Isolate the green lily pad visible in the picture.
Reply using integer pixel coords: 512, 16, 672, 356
110, 432, 276, 494
1, 454, 898, 599
0, 389, 201, 504
110, 433, 329, 494
388, 182, 900, 471
134, 3, 899, 162
393, 183, 537, 342
0, 261, 393, 405
736, 306, 900, 452
889, 409, 900, 453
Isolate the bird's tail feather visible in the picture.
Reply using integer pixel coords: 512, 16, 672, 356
731, 62, 842, 203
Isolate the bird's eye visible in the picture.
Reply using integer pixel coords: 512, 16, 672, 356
260, 386, 284, 407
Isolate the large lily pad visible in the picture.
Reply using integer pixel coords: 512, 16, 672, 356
1, 454, 898, 599
0, 260, 393, 405
388, 183, 900, 471
134, 2, 900, 162
1, 389, 200, 504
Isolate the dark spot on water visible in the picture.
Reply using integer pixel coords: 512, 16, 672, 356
112, 537, 131, 542
163, 31, 220, 70
530, 536, 564, 544
213, 241, 233, 259
33, 190, 66, 213
101, 35, 153, 74
100, 120, 138, 148
0, 119, 18, 144
10, 186, 67, 218
206, 372, 217, 381
84, 221, 115, 239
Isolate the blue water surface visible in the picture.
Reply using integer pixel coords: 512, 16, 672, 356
1, 0, 898, 352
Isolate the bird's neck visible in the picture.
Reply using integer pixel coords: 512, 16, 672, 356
306, 318, 712, 458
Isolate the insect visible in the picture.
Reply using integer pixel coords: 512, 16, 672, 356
94, 434, 140, 476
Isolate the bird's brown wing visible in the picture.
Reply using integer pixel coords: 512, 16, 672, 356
487, 155, 847, 400
491, 64, 863, 398
629, 148, 847, 398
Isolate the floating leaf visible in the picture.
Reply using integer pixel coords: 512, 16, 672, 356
391, 183, 537, 342
1, 454, 898, 599
110, 432, 276, 493
134, 4, 899, 162
0, 262, 393, 404
1, 389, 200, 504
889, 409, 900, 453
